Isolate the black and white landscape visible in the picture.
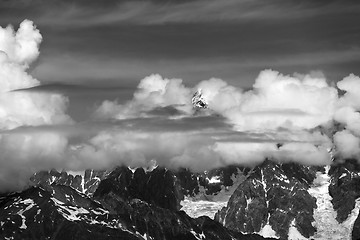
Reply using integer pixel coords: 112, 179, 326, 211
1, 1, 360, 239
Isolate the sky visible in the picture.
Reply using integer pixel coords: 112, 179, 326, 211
1, 0, 360, 192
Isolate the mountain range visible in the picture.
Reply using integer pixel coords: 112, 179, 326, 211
1, 158, 360, 239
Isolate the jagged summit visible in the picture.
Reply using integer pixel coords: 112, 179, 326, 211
192, 89, 208, 109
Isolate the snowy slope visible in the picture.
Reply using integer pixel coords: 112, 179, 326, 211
308, 167, 360, 240
180, 167, 245, 219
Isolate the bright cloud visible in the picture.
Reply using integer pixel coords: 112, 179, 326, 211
0, 20, 72, 130
0, 20, 72, 191
223, 70, 338, 130
94, 74, 193, 119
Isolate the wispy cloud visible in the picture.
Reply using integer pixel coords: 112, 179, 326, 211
1, 0, 359, 27
27, 0, 360, 27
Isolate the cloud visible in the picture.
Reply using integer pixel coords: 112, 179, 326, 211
68, 126, 332, 172
0, 20, 72, 191
90, 70, 336, 172
0, 131, 69, 192
0, 20, 72, 130
96, 70, 338, 130
223, 70, 338, 130
94, 74, 193, 119
195, 78, 243, 113
332, 74, 360, 158
0, 19, 42, 66
2, 20, 360, 193
15, 0, 359, 27
333, 130, 360, 160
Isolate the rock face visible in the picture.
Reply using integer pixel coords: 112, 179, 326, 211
329, 159, 360, 223
352, 213, 360, 240
0, 166, 271, 240
94, 166, 183, 211
30, 169, 107, 196
328, 159, 360, 239
215, 160, 318, 239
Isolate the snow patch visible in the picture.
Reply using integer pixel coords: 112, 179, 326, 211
181, 198, 227, 219
259, 224, 279, 239
190, 230, 205, 240
16, 199, 36, 230
207, 176, 221, 184
51, 197, 89, 221
288, 220, 307, 240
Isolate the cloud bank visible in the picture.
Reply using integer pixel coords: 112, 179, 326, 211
91, 71, 336, 172
1, 20, 360, 192
0, 20, 72, 191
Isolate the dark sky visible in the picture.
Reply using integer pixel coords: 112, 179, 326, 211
1, 0, 360, 119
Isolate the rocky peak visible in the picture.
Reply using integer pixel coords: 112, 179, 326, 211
30, 169, 107, 196
192, 89, 208, 109
94, 166, 183, 211
215, 159, 318, 239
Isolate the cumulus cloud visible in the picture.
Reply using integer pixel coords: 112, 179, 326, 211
91, 70, 337, 171
195, 77, 243, 113
95, 69, 338, 131
334, 74, 360, 134
0, 19, 42, 66
0, 20, 73, 191
94, 74, 193, 119
223, 70, 338, 130
0, 20, 72, 130
333, 130, 360, 160
332, 74, 360, 158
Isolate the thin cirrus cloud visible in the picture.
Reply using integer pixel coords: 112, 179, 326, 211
10, 0, 358, 27
30, 47, 360, 89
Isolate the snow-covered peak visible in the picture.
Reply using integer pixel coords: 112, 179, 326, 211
192, 89, 208, 109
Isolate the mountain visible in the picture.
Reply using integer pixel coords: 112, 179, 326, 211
4, 158, 360, 239
215, 160, 319, 239
0, 166, 271, 240
213, 158, 360, 240
192, 89, 208, 109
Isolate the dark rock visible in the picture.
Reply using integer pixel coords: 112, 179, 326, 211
30, 169, 107, 196
0, 175, 271, 240
215, 160, 317, 239
0, 186, 141, 240
328, 159, 360, 240
94, 166, 183, 211
329, 159, 360, 223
